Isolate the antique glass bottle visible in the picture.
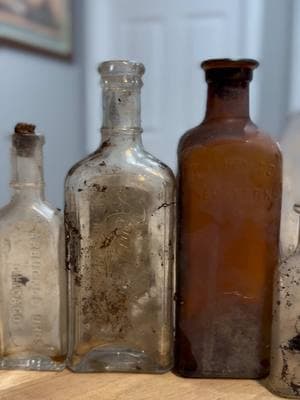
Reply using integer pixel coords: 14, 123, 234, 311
280, 112, 300, 258
175, 59, 282, 378
268, 203, 300, 398
0, 123, 67, 370
65, 60, 175, 373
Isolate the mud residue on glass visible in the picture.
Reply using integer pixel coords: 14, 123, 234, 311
66, 179, 175, 372
176, 58, 281, 379
0, 124, 67, 371
77, 187, 153, 344
176, 300, 271, 378
13, 273, 30, 286
65, 59, 175, 373
13, 123, 38, 157
64, 210, 81, 276
269, 247, 300, 397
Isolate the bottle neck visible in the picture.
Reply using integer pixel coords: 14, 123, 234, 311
102, 85, 142, 131
10, 135, 45, 201
100, 129, 143, 149
100, 81, 144, 151
204, 80, 250, 121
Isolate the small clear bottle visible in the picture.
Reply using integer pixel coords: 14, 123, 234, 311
0, 123, 67, 371
65, 60, 175, 373
269, 203, 300, 398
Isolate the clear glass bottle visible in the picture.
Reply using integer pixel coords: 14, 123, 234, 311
268, 203, 300, 398
0, 123, 67, 371
280, 112, 300, 258
65, 60, 175, 373
175, 59, 282, 378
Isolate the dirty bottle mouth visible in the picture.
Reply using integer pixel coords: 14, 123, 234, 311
14, 122, 36, 136
201, 58, 259, 82
12, 122, 44, 157
98, 60, 145, 77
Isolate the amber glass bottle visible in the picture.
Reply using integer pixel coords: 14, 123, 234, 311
175, 59, 282, 378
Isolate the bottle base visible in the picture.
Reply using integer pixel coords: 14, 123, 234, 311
173, 367, 268, 379
0, 356, 65, 371
68, 347, 172, 373
267, 380, 300, 399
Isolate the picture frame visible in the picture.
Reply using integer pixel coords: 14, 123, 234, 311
0, 0, 72, 58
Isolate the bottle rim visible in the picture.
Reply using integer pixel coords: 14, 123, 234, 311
98, 60, 145, 77
201, 58, 259, 71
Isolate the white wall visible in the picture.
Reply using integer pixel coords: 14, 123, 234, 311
288, 0, 300, 114
83, 0, 112, 152
0, 0, 85, 208
1, 0, 294, 206
82, 0, 295, 172
258, 0, 294, 136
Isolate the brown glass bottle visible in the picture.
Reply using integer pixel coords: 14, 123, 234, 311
175, 59, 282, 378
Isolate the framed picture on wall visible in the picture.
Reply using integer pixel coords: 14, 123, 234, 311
0, 0, 72, 58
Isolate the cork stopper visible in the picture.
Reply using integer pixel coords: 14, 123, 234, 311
13, 122, 41, 157
14, 123, 36, 135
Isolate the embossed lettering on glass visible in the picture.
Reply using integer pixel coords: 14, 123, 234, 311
268, 203, 300, 398
175, 59, 282, 378
65, 60, 175, 372
0, 123, 67, 371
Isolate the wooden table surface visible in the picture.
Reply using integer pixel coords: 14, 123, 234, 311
0, 369, 281, 400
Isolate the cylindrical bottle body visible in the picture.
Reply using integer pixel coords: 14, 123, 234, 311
0, 208, 67, 370
175, 122, 282, 378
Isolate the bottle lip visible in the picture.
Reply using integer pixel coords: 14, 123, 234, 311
202, 59, 259, 83
98, 60, 145, 77
201, 58, 259, 71
13, 123, 45, 143
14, 122, 36, 135
12, 132, 45, 144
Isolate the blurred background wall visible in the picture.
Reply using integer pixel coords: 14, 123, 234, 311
0, 0, 85, 208
0, 0, 299, 208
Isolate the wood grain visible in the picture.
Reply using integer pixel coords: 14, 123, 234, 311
0, 370, 281, 400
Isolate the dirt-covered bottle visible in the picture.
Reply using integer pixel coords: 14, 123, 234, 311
268, 203, 300, 398
65, 60, 175, 373
0, 123, 67, 371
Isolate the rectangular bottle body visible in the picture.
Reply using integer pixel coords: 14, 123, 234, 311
0, 209, 67, 371
66, 170, 175, 373
176, 137, 282, 378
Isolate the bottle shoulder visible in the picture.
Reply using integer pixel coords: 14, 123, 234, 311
65, 149, 100, 183
178, 119, 282, 160
142, 150, 175, 184
65, 148, 175, 191
0, 198, 62, 228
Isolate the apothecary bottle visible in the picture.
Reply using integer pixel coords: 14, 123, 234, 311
280, 113, 300, 258
65, 60, 175, 373
0, 123, 67, 371
268, 204, 300, 398
175, 59, 282, 378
